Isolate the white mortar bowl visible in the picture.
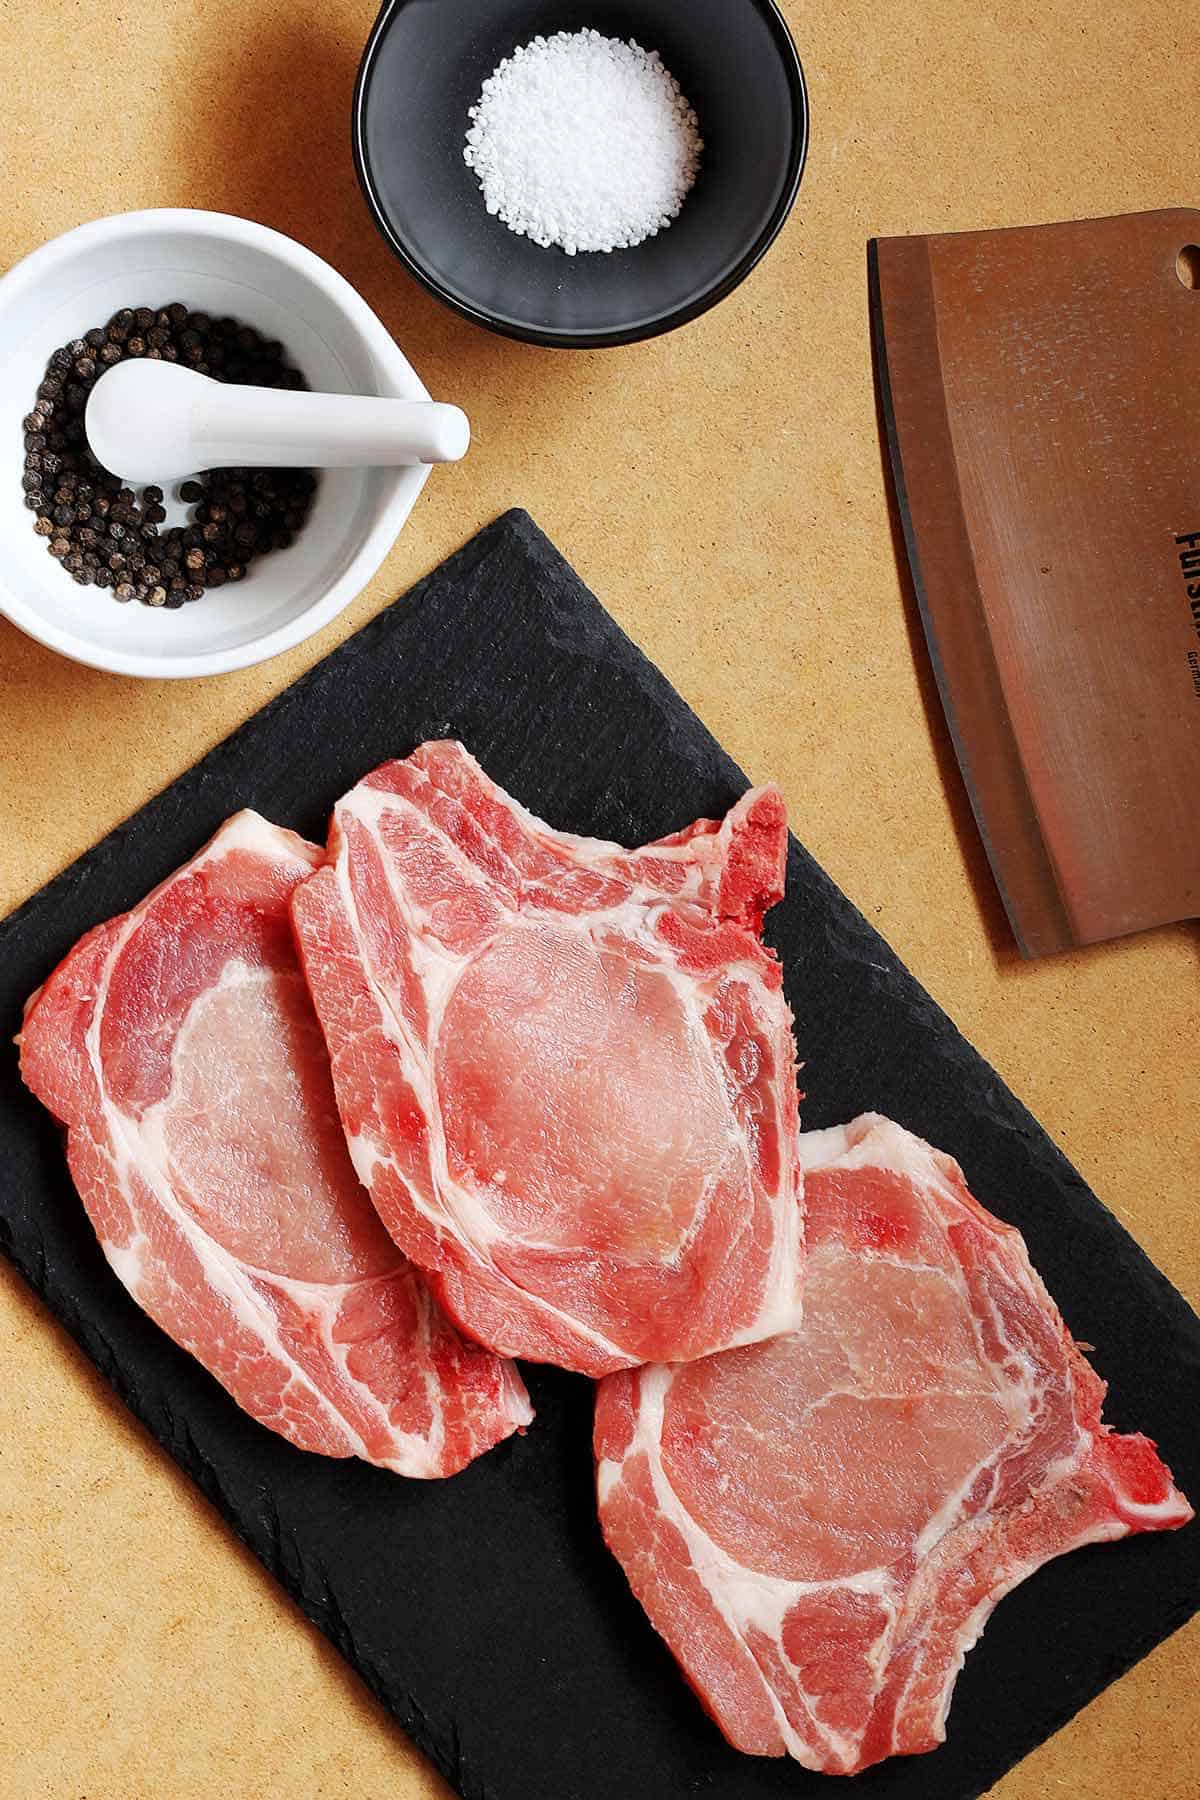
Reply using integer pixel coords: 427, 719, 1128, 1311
0, 210, 435, 679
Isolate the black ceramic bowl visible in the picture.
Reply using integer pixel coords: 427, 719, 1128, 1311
353, 0, 808, 348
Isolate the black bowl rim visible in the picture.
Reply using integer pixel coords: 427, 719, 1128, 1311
351, 0, 810, 349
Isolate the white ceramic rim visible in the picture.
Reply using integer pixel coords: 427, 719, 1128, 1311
0, 209, 430, 680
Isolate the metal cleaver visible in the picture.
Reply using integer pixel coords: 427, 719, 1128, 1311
870, 209, 1200, 955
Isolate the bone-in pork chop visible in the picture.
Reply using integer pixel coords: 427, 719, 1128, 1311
291, 742, 803, 1376
595, 1113, 1191, 1774
19, 811, 531, 1477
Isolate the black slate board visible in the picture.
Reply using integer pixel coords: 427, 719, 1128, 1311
1, 510, 1197, 1800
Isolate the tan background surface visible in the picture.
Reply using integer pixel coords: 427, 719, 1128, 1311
1, 0, 1196, 1793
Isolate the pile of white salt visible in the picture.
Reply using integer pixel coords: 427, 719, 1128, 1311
463, 29, 703, 256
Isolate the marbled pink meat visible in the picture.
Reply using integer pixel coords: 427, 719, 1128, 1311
292, 741, 803, 1376
19, 811, 531, 1477
595, 1113, 1191, 1774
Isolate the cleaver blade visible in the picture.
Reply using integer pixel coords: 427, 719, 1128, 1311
869, 211, 1200, 955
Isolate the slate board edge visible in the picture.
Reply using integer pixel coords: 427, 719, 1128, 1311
0, 516, 507, 952
1, 507, 1196, 1800
0, 1217, 479, 1800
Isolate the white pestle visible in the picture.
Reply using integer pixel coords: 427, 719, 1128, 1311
85, 357, 470, 485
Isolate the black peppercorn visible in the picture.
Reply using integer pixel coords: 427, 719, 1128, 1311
114, 582, 137, 603
27, 303, 316, 610
34, 517, 54, 538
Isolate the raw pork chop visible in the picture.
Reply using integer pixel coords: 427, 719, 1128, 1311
595, 1113, 1192, 1774
19, 812, 531, 1478
292, 741, 803, 1377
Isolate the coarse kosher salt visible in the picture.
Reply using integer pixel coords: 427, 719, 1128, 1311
463, 29, 703, 256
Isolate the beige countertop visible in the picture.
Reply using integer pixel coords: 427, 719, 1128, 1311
1, 0, 1196, 1793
